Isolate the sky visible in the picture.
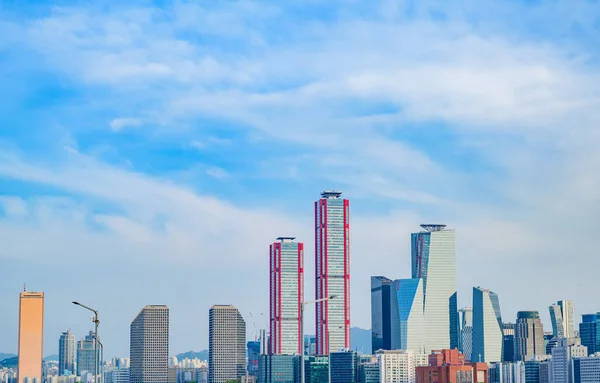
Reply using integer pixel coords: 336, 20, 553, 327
1, 0, 600, 359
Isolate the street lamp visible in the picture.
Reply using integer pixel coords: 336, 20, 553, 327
300, 295, 337, 383
73, 302, 100, 383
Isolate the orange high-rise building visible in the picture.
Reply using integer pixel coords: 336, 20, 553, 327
17, 291, 44, 383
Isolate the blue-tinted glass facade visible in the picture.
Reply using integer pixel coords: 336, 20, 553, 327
248, 341, 260, 377
304, 356, 328, 383
371, 276, 392, 352
258, 355, 300, 383
579, 313, 600, 356
330, 351, 358, 383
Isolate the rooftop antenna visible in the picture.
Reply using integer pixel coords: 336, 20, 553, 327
23, 283, 26, 292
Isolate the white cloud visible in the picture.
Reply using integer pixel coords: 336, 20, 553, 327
109, 117, 144, 131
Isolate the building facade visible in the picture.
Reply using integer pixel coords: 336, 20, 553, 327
472, 287, 503, 363
390, 279, 424, 353
77, 332, 98, 376
549, 301, 575, 339
371, 276, 392, 353
270, 237, 304, 355
576, 353, 600, 383
411, 225, 458, 352
415, 349, 488, 383
304, 356, 328, 383
58, 330, 75, 376
514, 311, 545, 361
18, 291, 44, 383
459, 307, 473, 361
358, 362, 379, 383
551, 337, 587, 383
130, 305, 169, 383
209, 305, 246, 383
330, 351, 358, 383
248, 341, 260, 377
315, 191, 350, 355
378, 350, 428, 383
502, 324, 515, 363
257, 355, 299, 383
579, 314, 599, 356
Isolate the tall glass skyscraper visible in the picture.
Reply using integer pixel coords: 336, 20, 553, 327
130, 305, 169, 383
411, 224, 458, 352
270, 237, 304, 355
390, 278, 425, 352
77, 331, 99, 376
549, 300, 575, 339
472, 287, 503, 363
58, 330, 75, 376
580, 313, 600, 356
371, 276, 392, 353
514, 311, 545, 361
315, 191, 350, 355
459, 307, 473, 361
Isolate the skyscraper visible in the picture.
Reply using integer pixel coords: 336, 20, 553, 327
329, 351, 358, 383
411, 224, 458, 352
579, 313, 600, 356
58, 330, 76, 376
371, 276, 392, 352
390, 279, 424, 353
77, 331, 98, 376
130, 305, 169, 383
549, 301, 575, 339
458, 307, 473, 361
209, 305, 246, 383
472, 287, 503, 363
502, 323, 515, 362
514, 311, 545, 361
270, 237, 304, 355
18, 290, 44, 383
315, 190, 350, 355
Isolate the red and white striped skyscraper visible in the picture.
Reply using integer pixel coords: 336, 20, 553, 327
269, 237, 304, 355
315, 190, 350, 355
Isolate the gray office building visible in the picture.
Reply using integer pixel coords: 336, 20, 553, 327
358, 362, 379, 383
130, 305, 169, 383
77, 331, 99, 376
209, 305, 246, 383
514, 311, 545, 361
329, 351, 358, 383
459, 307, 473, 361
59, 330, 76, 376
371, 276, 392, 353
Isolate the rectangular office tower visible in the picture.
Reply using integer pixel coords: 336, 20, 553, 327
472, 287, 503, 363
458, 307, 473, 361
18, 291, 44, 383
390, 278, 425, 353
371, 276, 392, 353
315, 190, 350, 355
130, 305, 169, 383
59, 330, 76, 376
209, 305, 246, 383
270, 237, 304, 355
411, 224, 458, 352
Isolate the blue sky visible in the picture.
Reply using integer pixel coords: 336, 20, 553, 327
1, 0, 600, 358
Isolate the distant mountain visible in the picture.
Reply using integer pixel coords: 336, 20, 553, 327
0, 353, 16, 362
44, 354, 59, 361
0, 356, 18, 368
350, 327, 371, 354
175, 350, 208, 361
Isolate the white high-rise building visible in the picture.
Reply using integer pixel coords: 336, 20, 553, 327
549, 301, 576, 339
209, 305, 246, 383
377, 350, 428, 383
130, 305, 169, 383
411, 225, 458, 352
315, 191, 350, 355
551, 337, 587, 383
472, 287, 503, 363
390, 279, 424, 353
269, 237, 304, 355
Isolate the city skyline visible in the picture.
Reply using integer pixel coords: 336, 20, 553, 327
2, 0, 600, 361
